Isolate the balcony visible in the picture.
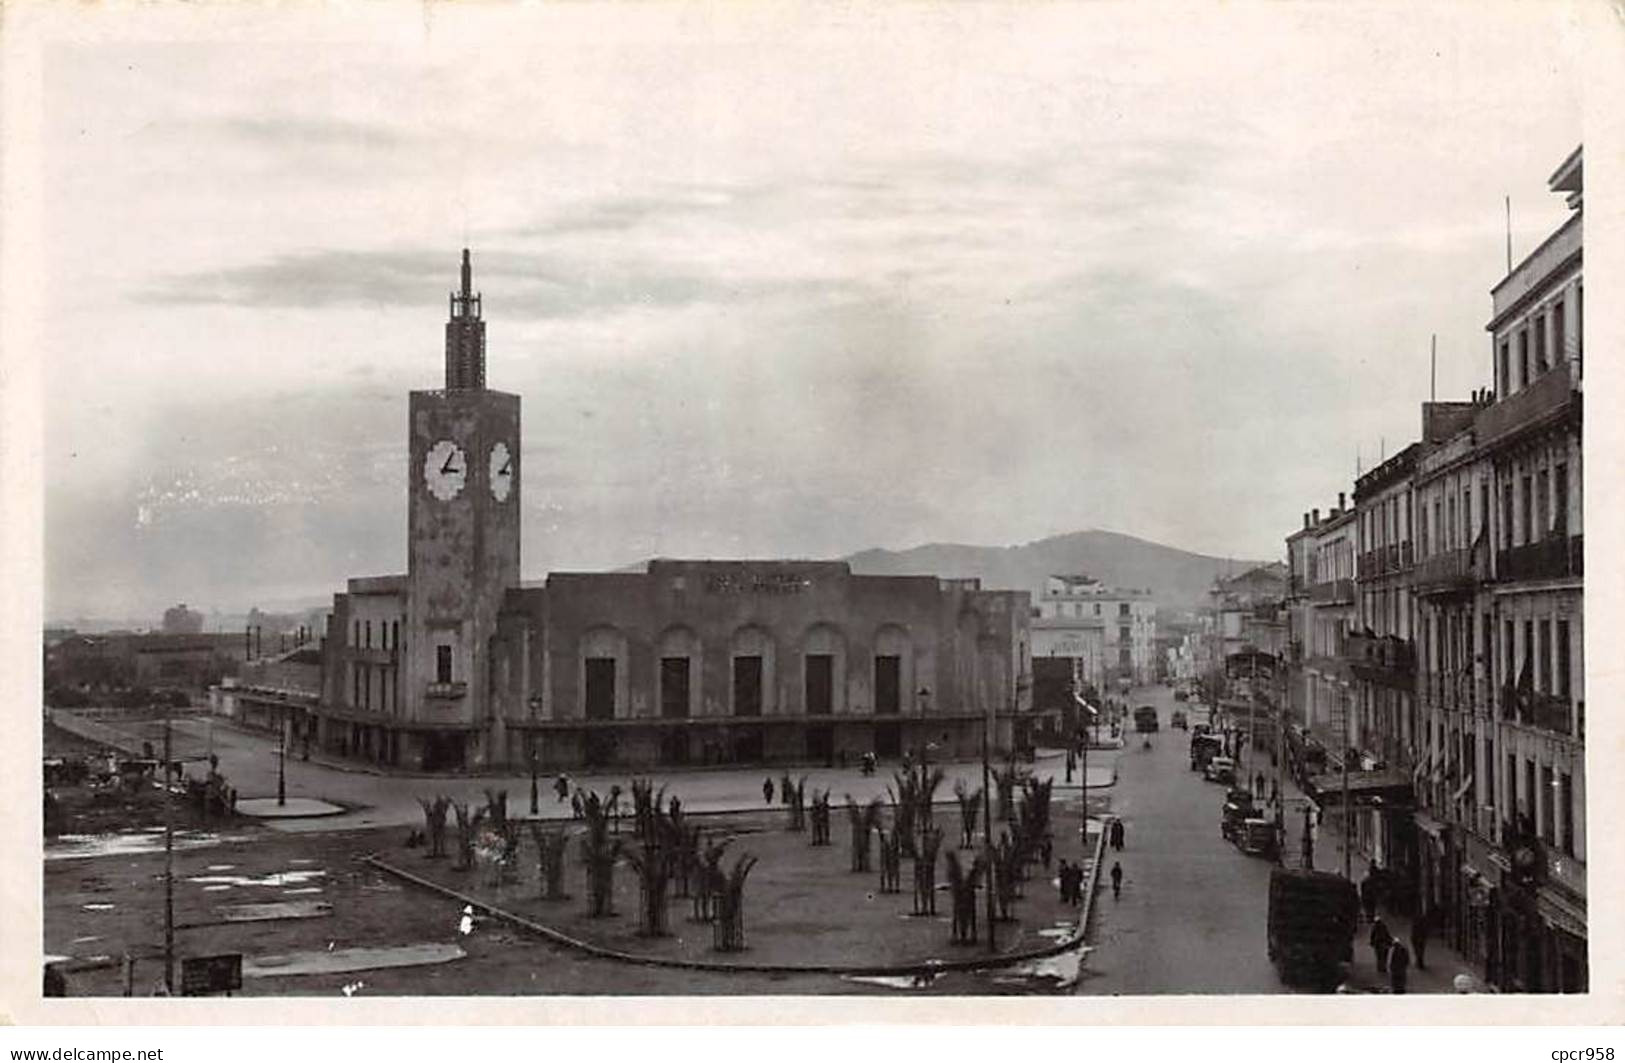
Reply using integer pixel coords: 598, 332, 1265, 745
1357, 544, 1414, 580
1417, 670, 1475, 713
1345, 633, 1415, 688
1501, 684, 1574, 735
1497, 534, 1583, 583
425, 680, 468, 700
1476, 358, 1579, 450
1308, 578, 1355, 605
1413, 548, 1476, 596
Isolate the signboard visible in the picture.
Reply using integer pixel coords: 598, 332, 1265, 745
180, 952, 242, 997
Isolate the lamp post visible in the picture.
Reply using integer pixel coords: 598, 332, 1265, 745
530, 747, 540, 816
162, 701, 175, 995
277, 706, 287, 807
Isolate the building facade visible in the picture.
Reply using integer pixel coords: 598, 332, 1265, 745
1030, 575, 1156, 688
263, 252, 1036, 773
1281, 146, 1585, 992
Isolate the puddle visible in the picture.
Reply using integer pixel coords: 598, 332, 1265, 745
80, 903, 115, 911
207, 864, 237, 872
47, 832, 256, 862
187, 870, 326, 888
244, 942, 465, 979
203, 885, 233, 892
72, 936, 101, 944
842, 972, 941, 990
289, 859, 316, 866
1000, 946, 1089, 990
219, 900, 332, 923
283, 887, 324, 895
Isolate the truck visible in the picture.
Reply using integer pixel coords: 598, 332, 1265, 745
1266, 868, 1360, 988
1133, 705, 1159, 733
1189, 732, 1223, 771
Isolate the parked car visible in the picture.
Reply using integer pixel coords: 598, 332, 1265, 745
1170, 709, 1188, 730
1189, 732, 1223, 771
1238, 817, 1281, 859
1221, 794, 1255, 841
1204, 755, 1236, 785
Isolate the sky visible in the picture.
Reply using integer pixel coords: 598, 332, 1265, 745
27, 2, 1591, 621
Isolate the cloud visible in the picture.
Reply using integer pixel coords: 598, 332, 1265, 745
136, 245, 875, 319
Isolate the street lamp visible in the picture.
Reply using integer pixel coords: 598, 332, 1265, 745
277, 706, 287, 807
530, 746, 540, 816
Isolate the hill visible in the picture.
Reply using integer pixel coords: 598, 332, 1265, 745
845, 529, 1271, 610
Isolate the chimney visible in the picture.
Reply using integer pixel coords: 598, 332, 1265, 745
1338, 492, 1346, 511
1312, 508, 1320, 525
1303, 512, 1311, 529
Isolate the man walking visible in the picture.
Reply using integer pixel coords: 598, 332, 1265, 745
1057, 859, 1072, 904
1359, 870, 1379, 922
1388, 940, 1411, 994
1370, 915, 1394, 974
762, 776, 775, 806
1109, 861, 1123, 900
1411, 907, 1434, 970
1110, 819, 1125, 851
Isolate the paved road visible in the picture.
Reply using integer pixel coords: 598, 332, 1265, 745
1078, 685, 1315, 995
53, 709, 1112, 835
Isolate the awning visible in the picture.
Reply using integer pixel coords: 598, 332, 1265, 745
1536, 887, 1588, 941
1413, 811, 1449, 840
1307, 768, 1414, 806
1452, 774, 1475, 803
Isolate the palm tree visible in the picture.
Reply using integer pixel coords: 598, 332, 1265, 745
913, 826, 943, 915
713, 853, 759, 952
418, 795, 451, 859
944, 849, 983, 944
528, 823, 571, 901
451, 800, 487, 872
578, 789, 622, 918
953, 780, 982, 849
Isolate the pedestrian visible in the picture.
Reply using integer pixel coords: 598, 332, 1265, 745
1110, 819, 1126, 851
1109, 861, 1123, 900
1388, 940, 1411, 994
570, 791, 583, 820
1269, 778, 1279, 805
554, 774, 569, 802
763, 776, 775, 805
1057, 859, 1072, 903
1040, 836, 1053, 869
1255, 772, 1265, 799
1359, 870, 1378, 921
1411, 907, 1433, 970
1370, 915, 1394, 974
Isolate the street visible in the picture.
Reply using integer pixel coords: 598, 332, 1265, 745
1079, 684, 1314, 995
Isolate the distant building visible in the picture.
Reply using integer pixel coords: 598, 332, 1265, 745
161, 603, 204, 635
1031, 574, 1156, 688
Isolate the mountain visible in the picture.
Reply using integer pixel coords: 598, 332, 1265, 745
845, 529, 1272, 610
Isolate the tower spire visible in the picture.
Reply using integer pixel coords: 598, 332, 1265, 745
445, 248, 485, 390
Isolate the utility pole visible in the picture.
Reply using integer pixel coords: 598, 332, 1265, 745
1342, 681, 1352, 881
981, 709, 997, 953
163, 702, 175, 995
277, 707, 287, 807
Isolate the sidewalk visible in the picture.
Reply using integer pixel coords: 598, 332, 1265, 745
1263, 750, 1480, 994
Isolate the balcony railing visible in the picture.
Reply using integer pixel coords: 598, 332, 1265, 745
1417, 670, 1477, 713
1475, 357, 1579, 449
1500, 684, 1574, 735
1345, 633, 1415, 682
1308, 577, 1355, 605
1496, 534, 1583, 583
1413, 547, 1476, 596
425, 680, 468, 700
1357, 544, 1414, 580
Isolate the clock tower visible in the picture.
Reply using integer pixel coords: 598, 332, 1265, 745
404, 250, 521, 766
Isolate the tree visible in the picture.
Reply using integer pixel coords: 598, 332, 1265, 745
451, 800, 487, 872
577, 789, 622, 918
809, 788, 832, 846
712, 853, 759, 952
529, 823, 571, 900
846, 795, 881, 872
913, 826, 943, 916
417, 796, 451, 859
691, 836, 733, 924
624, 795, 680, 938
945, 849, 983, 944
953, 780, 982, 849
877, 827, 903, 894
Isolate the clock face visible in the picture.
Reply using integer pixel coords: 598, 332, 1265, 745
424, 439, 468, 501
489, 441, 513, 502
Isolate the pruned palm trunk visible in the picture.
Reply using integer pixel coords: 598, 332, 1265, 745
529, 823, 571, 900
913, 827, 942, 915
578, 790, 622, 918
712, 854, 758, 953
